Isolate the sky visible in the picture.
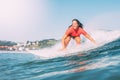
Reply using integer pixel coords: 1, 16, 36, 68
0, 0, 120, 42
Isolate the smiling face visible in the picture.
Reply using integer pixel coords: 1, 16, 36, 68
72, 20, 79, 29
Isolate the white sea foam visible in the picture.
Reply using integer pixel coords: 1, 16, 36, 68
27, 29, 120, 59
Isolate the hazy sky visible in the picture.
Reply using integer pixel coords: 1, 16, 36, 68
0, 0, 120, 42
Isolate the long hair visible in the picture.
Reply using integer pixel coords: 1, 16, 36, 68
69, 19, 83, 29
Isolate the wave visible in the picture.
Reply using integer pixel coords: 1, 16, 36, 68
27, 29, 120, 59
0, 33, 120, 80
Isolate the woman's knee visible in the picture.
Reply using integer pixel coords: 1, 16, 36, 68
75, 37, 81, 44
65, 36, 71, 43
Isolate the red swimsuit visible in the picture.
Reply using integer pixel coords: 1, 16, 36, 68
65, 27, 87, 37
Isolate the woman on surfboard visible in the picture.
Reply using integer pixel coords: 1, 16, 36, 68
61, 19, 96, 50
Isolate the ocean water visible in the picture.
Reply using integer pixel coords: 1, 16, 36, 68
0, 30, 120, 80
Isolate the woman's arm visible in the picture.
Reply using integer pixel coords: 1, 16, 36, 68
84, 34, 96, 44
81, 29, 96, 44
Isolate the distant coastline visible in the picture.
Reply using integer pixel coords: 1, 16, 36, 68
0, 39, 59, 51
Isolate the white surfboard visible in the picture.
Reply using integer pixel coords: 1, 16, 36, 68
26, 49, 72, 59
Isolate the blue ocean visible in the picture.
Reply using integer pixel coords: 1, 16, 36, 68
0, 30, 120, 80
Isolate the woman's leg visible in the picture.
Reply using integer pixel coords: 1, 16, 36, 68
64, 36, 71, 48
74, 37, 81, 44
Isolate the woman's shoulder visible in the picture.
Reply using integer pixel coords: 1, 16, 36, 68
78, 27, 86, 32
78, 27, 83, 30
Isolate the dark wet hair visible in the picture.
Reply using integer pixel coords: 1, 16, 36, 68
69, 19, 83, 28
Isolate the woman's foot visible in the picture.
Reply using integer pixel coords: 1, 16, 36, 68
58, 48, 67, 51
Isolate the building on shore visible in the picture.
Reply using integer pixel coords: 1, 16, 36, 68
0, 39, 58, 51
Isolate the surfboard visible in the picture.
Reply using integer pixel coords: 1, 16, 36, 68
26, 49, 71, 59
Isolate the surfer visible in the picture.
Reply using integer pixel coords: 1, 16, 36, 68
61, 19, 96, 50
